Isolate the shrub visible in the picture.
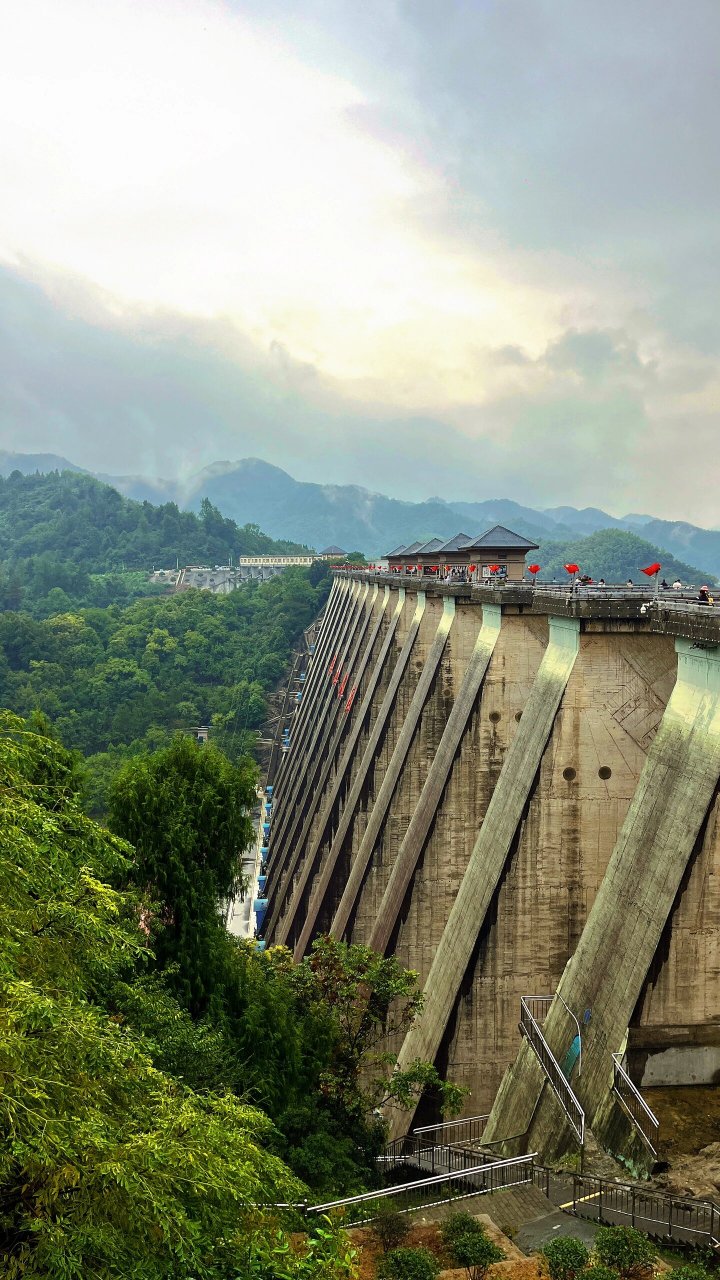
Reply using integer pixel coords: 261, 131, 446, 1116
541, 1236, 590, 1280
594, 1226, 655, 1276
441, 1212, 486, 1249
670, 1267, 712, 1280
452, 1230, 505, 1279
582, 1265, 621, 1280
371, 1203, 412, 1253
376, 1246, 441, 1280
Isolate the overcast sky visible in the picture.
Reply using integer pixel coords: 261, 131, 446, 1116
1, 0, 719, 521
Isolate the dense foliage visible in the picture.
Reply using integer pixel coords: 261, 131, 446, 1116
0, 565, 329, 812
0, 469, 310, 577
0, 714, 328, 1279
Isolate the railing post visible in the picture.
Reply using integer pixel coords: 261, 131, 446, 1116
631, 1187, 635, 1229
598, 1180, 603, 1222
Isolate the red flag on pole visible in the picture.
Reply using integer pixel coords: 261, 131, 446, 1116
641, 562, 661, 576
564, 563, 580, 575
528, 564, 540, 575
488, 564, 501, 573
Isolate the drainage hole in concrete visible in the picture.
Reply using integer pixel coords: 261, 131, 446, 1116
489, 711, 501, 723
562, 767, 577, 781
598, 766, 612, 779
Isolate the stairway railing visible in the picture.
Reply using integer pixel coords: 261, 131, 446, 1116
520, 996, 585, 1146
612, 1052, 659, 1156
412, 1113, 490, 1147
308, 1153, 536, 1224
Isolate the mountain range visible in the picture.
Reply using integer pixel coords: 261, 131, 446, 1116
1, 451, 718, 577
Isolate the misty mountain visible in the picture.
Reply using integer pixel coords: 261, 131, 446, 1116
3, 452, 720, 577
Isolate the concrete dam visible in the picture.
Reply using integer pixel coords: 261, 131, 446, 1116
262, 570, 720, 1170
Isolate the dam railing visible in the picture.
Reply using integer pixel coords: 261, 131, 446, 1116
520, 996, 585, 1146
612, 1052, 660, 1156
307, 1153, 536, 1224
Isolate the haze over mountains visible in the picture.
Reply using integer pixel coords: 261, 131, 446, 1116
1, 450, 719, 577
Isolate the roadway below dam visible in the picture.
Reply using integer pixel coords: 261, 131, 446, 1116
263, 573, 720, 1173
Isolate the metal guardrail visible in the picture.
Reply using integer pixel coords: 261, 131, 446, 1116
380, 1133, 497, 1176
308, 1153, 536, 1224
520, 996, 585, 1147
532, 1168, 720, 1250
612, 1053, 660, 1157
412, 1114, 490, 1146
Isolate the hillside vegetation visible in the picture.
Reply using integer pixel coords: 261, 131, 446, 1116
0, 565, 329, 811
0, 469, 310, 577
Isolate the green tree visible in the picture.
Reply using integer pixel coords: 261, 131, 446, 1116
108, 734, 256, 1012
0, 714, 322, 1280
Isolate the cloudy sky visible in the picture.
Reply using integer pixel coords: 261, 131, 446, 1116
1, 0, 718, 520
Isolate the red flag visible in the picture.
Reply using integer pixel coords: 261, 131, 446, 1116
528, 564, 540, 575
344, 685, 357, 714
564, 563, 580, 575
338, 672, 348, 697
332, 667, 341, 686
641, 562, 661, 576
468, 564, 476, 572
488, 564, 501, 573
328, 654, 337, 675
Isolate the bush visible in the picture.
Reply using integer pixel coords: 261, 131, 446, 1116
452, 1230, 505, 1280
594, 1226, 655, 1276
441, 1212, 486, 1249
542, 1236, 590, 1280
582, 1266, 621, 1280
376, 1246, 441, 1280
371, 1203, 412, 1253
670, 1267, 712, 1280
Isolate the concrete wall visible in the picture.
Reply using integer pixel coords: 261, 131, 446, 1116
265, 575, 720, 1164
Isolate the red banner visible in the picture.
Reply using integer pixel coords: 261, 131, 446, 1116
344, 685, 357, 714
338, 672, 348, 697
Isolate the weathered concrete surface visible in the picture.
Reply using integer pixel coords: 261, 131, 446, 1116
331, 594, 455, 939
282, 588, 425, 947
369, 603, 502, 954
266, 582, 378, 939
271, 577, 345, 809
486, 638, 720, 1164
269, 580, 363, 864
271, 583, 386, 944
288, 587, 405, 953
267, 574, 720, 1165
389, 615, 581, 1136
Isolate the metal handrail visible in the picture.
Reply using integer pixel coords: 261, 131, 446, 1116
612, 1052, 660, 1156
412, 1114, 490, 1145
520, 996, 585, 1146
544, 1169, 720, 1250
307, 1153, 536, 1223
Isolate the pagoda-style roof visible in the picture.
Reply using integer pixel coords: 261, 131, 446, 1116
437, 532, 474, 553
415, 537, 446, 554
466, 525, 539, 551
402, 541, 424, 555
385, 544, 407, 558
319, 545, 347, 556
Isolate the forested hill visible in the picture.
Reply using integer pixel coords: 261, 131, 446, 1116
0, 469, 311, 573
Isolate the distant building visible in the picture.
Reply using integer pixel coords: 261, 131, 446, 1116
384, 525, 539, 581
316, 545, 347, 560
